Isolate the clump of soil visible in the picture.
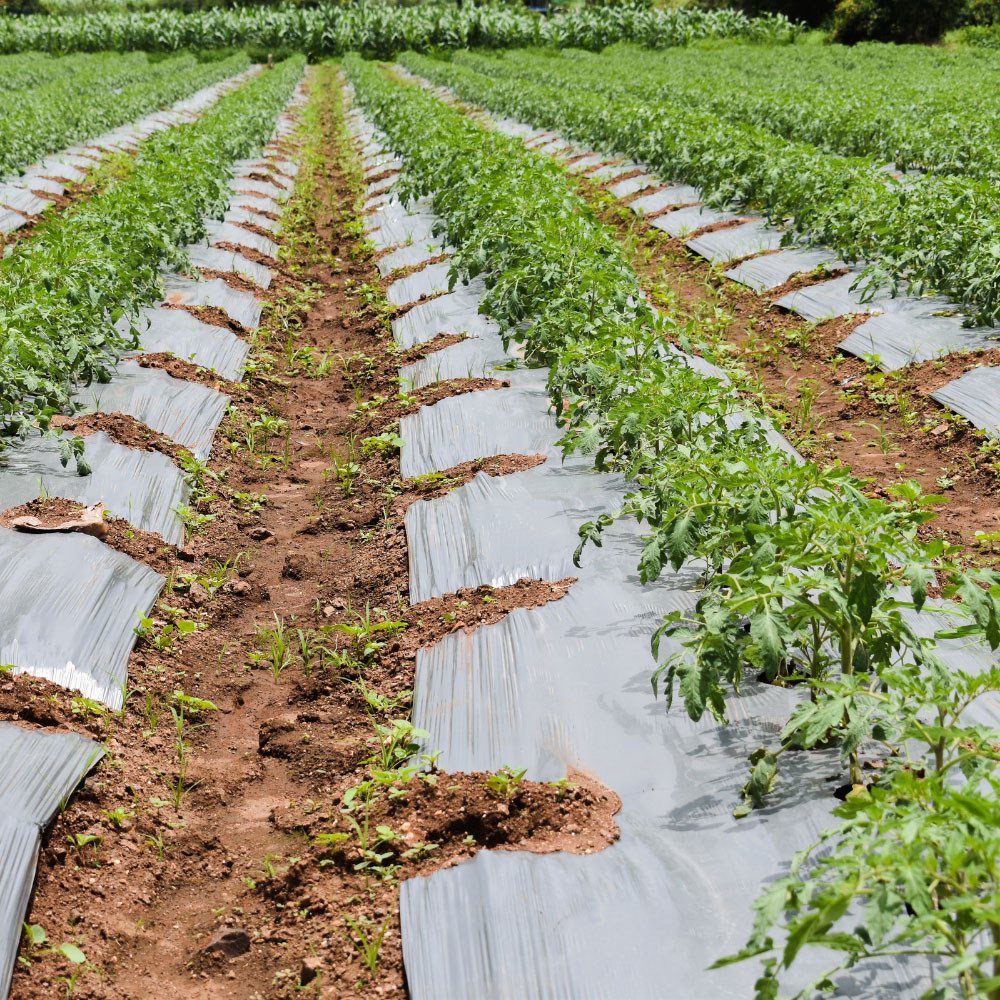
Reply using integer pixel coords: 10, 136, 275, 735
50, 411, 186, 463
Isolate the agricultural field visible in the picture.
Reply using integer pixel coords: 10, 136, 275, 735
3, 9, 1000, 1000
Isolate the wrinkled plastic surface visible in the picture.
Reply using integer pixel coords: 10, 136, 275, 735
607, 173, 656, 199
0, 431, 185, 544
932, 366, 1000, 434
0, 724, 103, 999
724, 246, 843, 291
628, 184, 701, 215
0, 527, 162, 707
205, 219, 279, 259
687, 219, 784, 263
392, 285, 500, 349
651, 204, 741, 238
72, 360, 230, 461
161, 272, 262, 329
386, 260, 456, 307
186, 245, 272, 289
377, 241, 449, 277
127, 306, 250, 381
838, 311, 998, 370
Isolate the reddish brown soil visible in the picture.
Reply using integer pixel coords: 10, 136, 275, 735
161, 302, 249, 335
5, 68, 618, 1000
50, 411, 186, 463
211, 239, 278, 267
131, 352, 235, 390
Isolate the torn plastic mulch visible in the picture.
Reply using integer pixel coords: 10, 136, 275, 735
0, 723, 104, 1000
0, 527, 163, 707
344, 106, 932, 1000
0, 431, 186, 545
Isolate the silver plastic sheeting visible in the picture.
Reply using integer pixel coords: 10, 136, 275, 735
0, 724, 103, 999
652, 205, 742, 238
0, 527, 162, 706
0, 431, 185, 544
628, 184, 701, 216
225, 205, 280, 234
229, 176, 289, 203
687, 219, 784, 264
932, 367, 1000, 434
0, 185, 50, 216
367, 208, 438, 253
588, 160, 640, 182
367, 174, 398, 198
564, 153, 605, 175
377, 240, 449, 277
724, 247, 841, 292
186, 245, 271, 289
127, 307, 249, 381
230, 192, 282, 218
161, 273, 262, 329
400, 384, 555, 480
392, 286, 500, 350
205, 220, 278, 259
838, 311, 995, 370
607, 173, 657, 199
399, 332, 516, 390
0, 210, 24, 235
72, 360, 230, 461
386, 261, 458, 307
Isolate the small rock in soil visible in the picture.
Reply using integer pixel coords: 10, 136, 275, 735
300, 956, 322, 986
204, 927, 250, 958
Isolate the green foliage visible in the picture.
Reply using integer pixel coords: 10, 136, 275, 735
0, 55, 303, 463
0, 6, 801, 58
0, 49, 249, 177
399, 46, 1000, 324
831, 0, 966, 42
345, 55, 1000, 996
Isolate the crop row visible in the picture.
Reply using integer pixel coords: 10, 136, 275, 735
346, 54, 1000, 998
398, 49, 1000, 328
477, 43, 1000, 183
0, 5, 800, 57
1, 49, 249, 178
0, 55, 304, 465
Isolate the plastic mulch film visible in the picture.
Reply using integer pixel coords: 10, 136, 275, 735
0, 724, 103, 999
0, 527, 163, 706
125, 307, 249, 381
724, 247, 844, 292
588, 160, 640, 182
386, 262, 466, 308
399, 331, 516, 390
161, 273, 262, 329
0, 430, 186, 544
838, 312, 999, 370
366, 206, 438, 253
607, 173, 658, 199
186, 246, 272, 289
651, 205, 742, 239
71, 360, 230, 461
400, 381, 557, 480
392, 285, 501, 350
225, 205, 280, 234
931, 367, 1000, 434
228, 176, 289, 203
377, 240, 450, 278
0, 185, 51, 217
205, 220, 279, 260
628, 184, 701, 216
776, 273, 960, 326
367, 174, 397, 199
0, 210, 25, 235
565, 153, 606, 175
686, 219, 785, 264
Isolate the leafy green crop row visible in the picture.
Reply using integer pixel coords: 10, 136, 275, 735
399, 49, 1000, 328
0, 55, 303, 466
0, 5, 799, 58
0, 50, 119, 92
0, 49, 249, 178
346, 55, 1000, 999
459, 42, 1000, 184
